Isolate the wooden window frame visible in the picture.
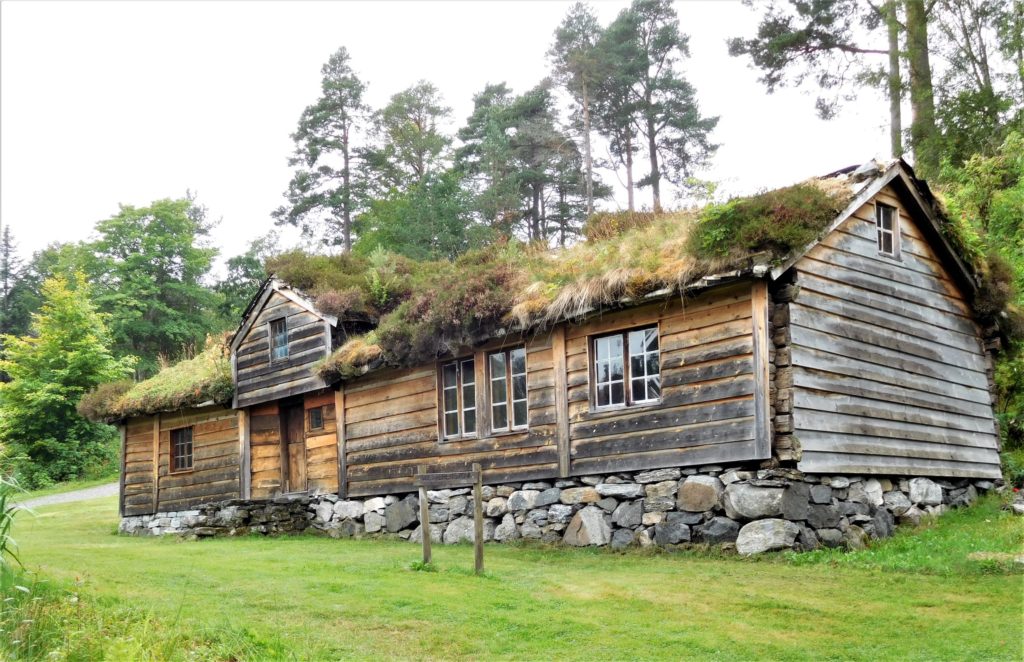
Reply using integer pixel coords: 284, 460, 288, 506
438, 357, 477, 441
487, 347, 528, 434
589, 324, 662, 412
309, 406, 324, 431
169, 426, 194, 474
875, 202, 901, 259
269, 317, 289, 363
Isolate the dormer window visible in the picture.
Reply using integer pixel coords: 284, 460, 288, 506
876, 203, 900, 258
270, 318, 288, 362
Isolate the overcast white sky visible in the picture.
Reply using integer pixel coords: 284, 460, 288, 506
1, 1, 893, 272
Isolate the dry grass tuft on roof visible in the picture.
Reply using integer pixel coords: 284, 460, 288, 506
316, 335, 384, 382
78, 337, 233, 421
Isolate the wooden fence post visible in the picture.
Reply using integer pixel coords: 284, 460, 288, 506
418, 465, 431, 565
472, 463, 484, 575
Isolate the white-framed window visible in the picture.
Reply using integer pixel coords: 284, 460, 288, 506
592, 326, 661, 409
876, 202, 900, 258
441, 358, 476, 440
270, 318, 288, 362
488, 347, 528, 432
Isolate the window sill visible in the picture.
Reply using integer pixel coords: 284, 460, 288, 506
585, 400, 664, 420
169, 468, 194, 475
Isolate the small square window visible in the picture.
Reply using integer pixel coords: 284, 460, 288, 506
171, 427, 193, 473
270, 318, 288, 362
592, 326, 660, 410
309, 407, 324, 431
876, 203, 900, 258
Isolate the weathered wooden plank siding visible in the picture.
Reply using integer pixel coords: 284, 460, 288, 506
566, 283, 763, 474
304, 390, 339, 494
234, 292, 330, 408
791, 186, 1001, 478
342, 335, 559, 497
156, 407, 241, 511
123, 416, 157, 516
249, 402, 283, 499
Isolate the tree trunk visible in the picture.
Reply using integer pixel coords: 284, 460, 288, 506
646, 113, 661, 213
582, 79, 594, 217
342, 124, 352, 252
905, 0, 938, 178
531, 184, 542, 241
625, 133, 635, 212
886, 0, 903, 158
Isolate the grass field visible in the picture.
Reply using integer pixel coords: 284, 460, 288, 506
2, 493, 1022, 660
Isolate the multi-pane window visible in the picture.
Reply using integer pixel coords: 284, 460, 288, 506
270, 318, 288, 362
171, 427, 193, 473
876, 202, 899, 257
489, 348, 527, 432
593, 326, 661, 409
309, 406, 324, 431
441, 358, 476, 439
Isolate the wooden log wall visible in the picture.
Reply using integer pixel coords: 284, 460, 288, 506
123, 416, 157, 516
338, 282, 768, 496
235, 291, 330, 408
304, 390, 339, 494
121, 406, 241, 516
790, 185, 1002, 478
156, 407, 241, 512
565, 283, 764, 475
342, 334, 560, 497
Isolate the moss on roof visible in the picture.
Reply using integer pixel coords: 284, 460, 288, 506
319, 180, 852, 379
79, 338, 233, 421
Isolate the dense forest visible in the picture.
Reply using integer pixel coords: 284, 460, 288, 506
0, 0, 1021, 487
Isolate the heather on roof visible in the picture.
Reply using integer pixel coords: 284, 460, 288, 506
79, 338, 233, 421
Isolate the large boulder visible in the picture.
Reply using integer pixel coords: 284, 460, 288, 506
314, 501, 335, 524
780, 482, 810, 520
493, 514, 519, 542
563, 506, 612, 546
442, 516, 495, 544
535, 488, 562, 507
677, 476, 723, 512
610, 528, 635, 550
506, 490, 540, 511
696, 517, 740, 544
409, 523, 444, 544
385, 498, 418, 533
333, 500, 363, 521
882, 490, 912, 515
485, 497, 508, 517
724, 484, 784, 520
635, 468, 681, 483
364, 511, 385, 533
612, 500, 643, 528
645, 480, 679, 498
806, 503, 841, 529
736, 519, 801, 555
654, 513, 691, 546
909, 477, 943, 506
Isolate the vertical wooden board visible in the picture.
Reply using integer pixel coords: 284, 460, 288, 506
239, 409, 251, 499
336, 388, 347, 497
118, 425, 127, 516
551, 326, 570, 477
751, 281, 771, 459
151, 415, 160, 512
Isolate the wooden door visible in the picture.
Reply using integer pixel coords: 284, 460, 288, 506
284, 405, 306, 492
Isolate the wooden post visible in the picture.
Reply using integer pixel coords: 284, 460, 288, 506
472, 463, 484, 575
751, 281, 772, 460
551, 326, 570, 477
238, 409, 251, 499
418, 465, 431, 565
118, 424, 127, 517
335, 387, 347, 497
151, 414, 160, 514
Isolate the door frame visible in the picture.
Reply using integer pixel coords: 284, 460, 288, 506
279, 398, 307, 494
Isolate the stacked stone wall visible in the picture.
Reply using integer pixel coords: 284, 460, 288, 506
119, 466, 997, 555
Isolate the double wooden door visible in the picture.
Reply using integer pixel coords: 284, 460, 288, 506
282, 404, 306, 493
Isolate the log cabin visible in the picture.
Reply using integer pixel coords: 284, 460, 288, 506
90, 159, 1007, 546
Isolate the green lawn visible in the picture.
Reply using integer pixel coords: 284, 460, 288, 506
4, 493, 1023, 661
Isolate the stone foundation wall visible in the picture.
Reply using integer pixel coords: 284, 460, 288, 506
119, 466, 998, 555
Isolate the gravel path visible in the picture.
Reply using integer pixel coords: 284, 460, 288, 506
21, 482, 118, 509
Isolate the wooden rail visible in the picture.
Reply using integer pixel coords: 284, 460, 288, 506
413, 463, 484, 574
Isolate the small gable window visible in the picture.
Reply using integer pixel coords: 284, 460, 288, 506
270, 318, 288, 362
876, 202, 900, 258
488, 347, 528, 432
171, 427, 193, 473
441, 358, 476, 440
592, 326, 661, 409
309, 406, 324, 431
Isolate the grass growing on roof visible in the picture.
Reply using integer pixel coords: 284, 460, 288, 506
78, 338, 233, 421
